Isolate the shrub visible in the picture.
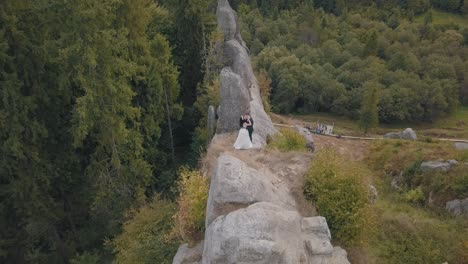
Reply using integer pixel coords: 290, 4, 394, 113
402, 187, 425, 205
402, 160, 423, 187
269, 128, 307, 152
110, 196, 178, 264
169, 167, 209, 245
304, 149, 376, 246
375, 205, 467, 264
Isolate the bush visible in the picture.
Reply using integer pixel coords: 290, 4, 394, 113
304, 149, 376, 246
269, 128, 307, 152
376, 205, 467, 264
402, 187, 425, 205
110, 196, 178, 264
169, 167, 209, 245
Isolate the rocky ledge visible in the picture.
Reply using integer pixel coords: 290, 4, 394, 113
173, 155, 350, 264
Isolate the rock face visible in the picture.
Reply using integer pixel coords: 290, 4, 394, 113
205, 155, 295, 226
216, 0, 277, 143
203, 202, 349, 264
445, 198, 468, 216
384, 128, 417, 140
217, 68, 250, 133
195, 154, 350, 264
420, 159, 458, 172
454, 142, 468, 150
173, 242, 203, 264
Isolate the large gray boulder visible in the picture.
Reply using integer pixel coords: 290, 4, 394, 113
384, 128, 417, 140
446, 198, 468, 216
420, 159, 458, 172
216, 68, 251, 133
202, 202, 350, 264
173, 242, 203, 264
215, 0, 277, 143
206, 155, 295, 226
454, 142, 468, 150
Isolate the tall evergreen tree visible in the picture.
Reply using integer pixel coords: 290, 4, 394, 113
0, 0, 181, 262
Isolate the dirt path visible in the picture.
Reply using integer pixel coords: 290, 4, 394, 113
202, 132, 317, 217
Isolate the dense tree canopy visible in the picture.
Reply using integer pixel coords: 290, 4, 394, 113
238, 2, 467, 122
1, 0, 467, 263
0, 0, 210, 262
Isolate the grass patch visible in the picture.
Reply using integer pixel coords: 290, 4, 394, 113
367, 139, 459, 173
304, 149, 376, 246
371, 199, 468, 264
269, 128, 307, 152
291, 106, 468, 138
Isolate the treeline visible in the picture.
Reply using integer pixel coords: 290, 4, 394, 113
237, 2, 468, 122
0, 0, 215, 263
231, 0, 468, 15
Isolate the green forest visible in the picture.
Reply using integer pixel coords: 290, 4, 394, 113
1, 0, 467, 263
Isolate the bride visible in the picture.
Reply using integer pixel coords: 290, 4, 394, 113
234, 116, 253, 150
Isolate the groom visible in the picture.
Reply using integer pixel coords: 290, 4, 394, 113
239, 113, 254, 142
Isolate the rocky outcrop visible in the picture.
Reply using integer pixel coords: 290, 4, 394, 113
445, 198, 468, 216
216, 68, 251, 133
195, 154, 349, 264
173, 1, 348, 263
205, 155, 295, 226
173, 242, 203, 264
384, 128, 417, 140
215, 0, 277, 144
420, 159, 458, 172
454, 142, 468, 150
203, 202, 349, 264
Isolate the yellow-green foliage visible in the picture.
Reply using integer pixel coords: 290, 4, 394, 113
374, 201, 468, 264
269, 128, 307, 152
170, 167, 209, 245
402, 187, 425, 205
304, 149, 376, 246
110, 196, 178, 264
368, 139, 459, 173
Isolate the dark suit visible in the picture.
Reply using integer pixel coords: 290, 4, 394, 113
239, 116, 254, 142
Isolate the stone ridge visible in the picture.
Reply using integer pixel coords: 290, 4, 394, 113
215, 0, 277, 145
173, 155, 350, 264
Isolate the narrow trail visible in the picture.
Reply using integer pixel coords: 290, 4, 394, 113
272, 122, 468, 143
202, 132, 317, 217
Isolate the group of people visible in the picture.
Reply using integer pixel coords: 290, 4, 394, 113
233, 113, 254, 150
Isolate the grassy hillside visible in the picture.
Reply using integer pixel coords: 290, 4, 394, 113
288, 106, 468, 138
301, 124, 468, 263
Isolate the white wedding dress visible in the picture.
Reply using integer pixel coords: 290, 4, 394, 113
233, 128, 253, 150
